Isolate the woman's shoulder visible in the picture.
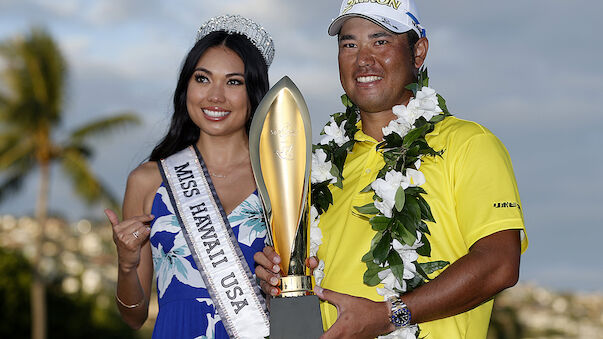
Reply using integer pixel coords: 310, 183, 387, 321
123, 161, 164, 215
126, 161, 163, 196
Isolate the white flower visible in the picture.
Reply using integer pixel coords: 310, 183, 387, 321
378, 325, 419, 339
374, 199, 394, 218
414, 158, 421, 170
153, 232, 204, 297
371, 171, 410, 217
309, 206, 322, 256
313, 259, 325, 286
382, 118, 412, 138
320, 118, 349, 146
394, 102, 422, 127
311, 149, 336, 184
310, 206, 320, 228
310, 223, 322, 257
391, 238, 422, 284
413, 86, 442, 121
393, 233, 423, 251
377, 268, 405, 297
405, 168, 425, 187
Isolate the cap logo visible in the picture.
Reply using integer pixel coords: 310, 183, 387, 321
342, 0, 401, 14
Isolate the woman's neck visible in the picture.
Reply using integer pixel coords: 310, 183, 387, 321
195, 131, 250, 167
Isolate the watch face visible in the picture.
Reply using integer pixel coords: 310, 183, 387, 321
392, 304, 411, 327
399, 308, 411, 326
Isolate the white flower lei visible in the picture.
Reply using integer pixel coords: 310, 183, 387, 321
309, 71, 451, 338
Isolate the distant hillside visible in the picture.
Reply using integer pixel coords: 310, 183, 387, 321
488, 284, 603, 339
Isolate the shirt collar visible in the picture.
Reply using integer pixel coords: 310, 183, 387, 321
354, 121, 379, 143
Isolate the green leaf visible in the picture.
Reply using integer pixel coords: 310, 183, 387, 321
329, 163, 343, 189
354, 202, 379, 215
417, 195, 435, 222
360, 183, 373, 193
373, 232, 392, 263
437, 94, 449, 114
383, 132, 403, 147
416, 221, 430, 235
414, 261, 430, 280
341, 94, 353, 108
370, 216, 390, 231
361, 251, 374, 263
363, 261, 385, 286
405, 83, 420, 96
418, 67, 429, 87
394, 186, 405, 212
430, 114, 446, 123
394, 220, 417, 246
405, 186, 426, 195
416, 236, 431, 256
419, 261, 449, 275
404, 196, 421, 220
388, 252, 406, 287
402, 124, 430, 147
407, 275, 425, 290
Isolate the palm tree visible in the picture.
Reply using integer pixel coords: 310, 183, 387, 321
0, 27, 140, 339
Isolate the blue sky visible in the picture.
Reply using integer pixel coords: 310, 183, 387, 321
1, 0, 602, 293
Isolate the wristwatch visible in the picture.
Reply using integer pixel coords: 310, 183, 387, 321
388, 296, 411, 328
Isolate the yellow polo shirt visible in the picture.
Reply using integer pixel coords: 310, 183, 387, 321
317, 116, 528, 338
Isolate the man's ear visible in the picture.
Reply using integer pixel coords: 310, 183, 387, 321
414, 37, 429, 69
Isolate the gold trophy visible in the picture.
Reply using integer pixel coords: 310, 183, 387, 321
249, 76, 323, 338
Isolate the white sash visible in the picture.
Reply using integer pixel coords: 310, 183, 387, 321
159, 145, 269, 339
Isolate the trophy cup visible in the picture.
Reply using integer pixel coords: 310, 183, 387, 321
249, 76, 323, 338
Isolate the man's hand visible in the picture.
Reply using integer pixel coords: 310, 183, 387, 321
315, 286, 394, 339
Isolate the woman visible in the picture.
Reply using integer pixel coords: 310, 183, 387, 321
105, 15, 275, 338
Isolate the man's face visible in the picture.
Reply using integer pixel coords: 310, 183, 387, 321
338, 18, 416, 114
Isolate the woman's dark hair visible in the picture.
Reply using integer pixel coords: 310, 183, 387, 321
149, 31, 269, 161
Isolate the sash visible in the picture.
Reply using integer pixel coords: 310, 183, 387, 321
158, 145, 269, 339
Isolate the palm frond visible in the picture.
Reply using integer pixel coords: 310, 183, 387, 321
70, 112, 140, 141
60, 148, 119, 209
0, 135, 35, 170
0, 26, 66, 127
0, 163, 32, 204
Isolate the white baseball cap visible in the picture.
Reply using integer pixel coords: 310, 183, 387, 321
328, 0, 426, 37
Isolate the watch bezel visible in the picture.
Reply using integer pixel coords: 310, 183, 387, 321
389, 297, 411, 328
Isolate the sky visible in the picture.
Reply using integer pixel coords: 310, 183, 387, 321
1, 0, 602, 293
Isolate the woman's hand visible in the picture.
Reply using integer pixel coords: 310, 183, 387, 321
254, 246, 319, 297
105, 209, 153, 272
254, 246, 282, 296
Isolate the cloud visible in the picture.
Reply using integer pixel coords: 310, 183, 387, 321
1, 0, 602, 293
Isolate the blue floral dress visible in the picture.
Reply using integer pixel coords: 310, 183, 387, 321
150, 183, 267, 339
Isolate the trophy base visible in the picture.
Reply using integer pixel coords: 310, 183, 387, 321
279, 275, 312, 297
270, 294, 323, 338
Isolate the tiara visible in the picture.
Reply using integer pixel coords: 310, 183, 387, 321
196, 14, 275, 67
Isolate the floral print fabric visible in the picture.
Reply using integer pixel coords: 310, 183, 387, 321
150, 184, 267, 339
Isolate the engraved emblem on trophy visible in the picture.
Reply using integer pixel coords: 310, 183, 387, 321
249, 76, 323, 338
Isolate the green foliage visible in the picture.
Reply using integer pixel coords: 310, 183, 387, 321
0, 248, 136, 339
354, 202, 379, 215
0, 27, 140, 209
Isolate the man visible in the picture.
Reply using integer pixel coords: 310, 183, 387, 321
255, 1, 528, 338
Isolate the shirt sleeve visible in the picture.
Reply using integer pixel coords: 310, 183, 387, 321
452, 131, 528, 252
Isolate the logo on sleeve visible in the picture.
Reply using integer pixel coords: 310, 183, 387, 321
493, 202, 521, 210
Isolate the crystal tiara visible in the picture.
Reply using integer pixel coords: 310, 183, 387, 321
196, 14, 275, 67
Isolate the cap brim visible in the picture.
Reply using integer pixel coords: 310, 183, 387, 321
328, 13, 414, 36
